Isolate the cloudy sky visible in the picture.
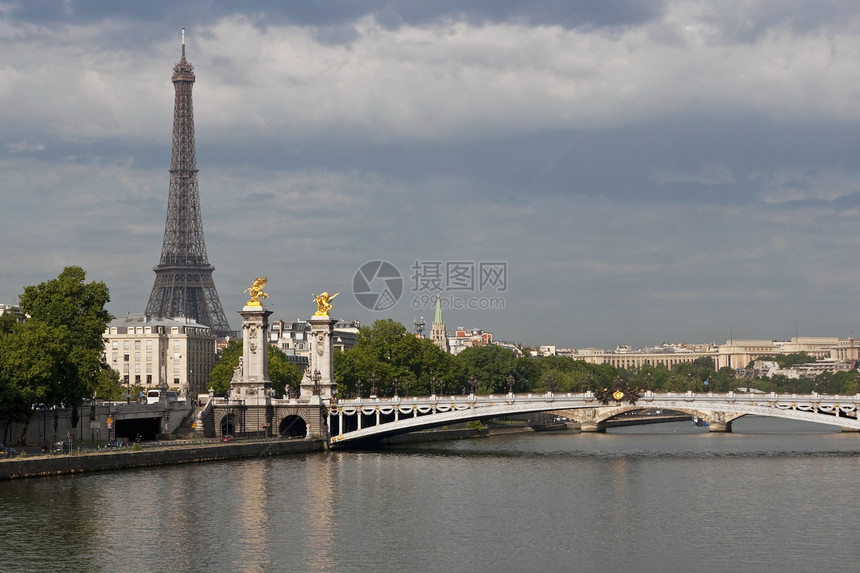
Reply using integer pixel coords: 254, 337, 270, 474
2, 1, 860, 349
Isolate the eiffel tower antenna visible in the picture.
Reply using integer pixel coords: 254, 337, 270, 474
145, 29, 235, 338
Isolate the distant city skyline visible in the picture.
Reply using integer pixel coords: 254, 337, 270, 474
2, 2, 860, 349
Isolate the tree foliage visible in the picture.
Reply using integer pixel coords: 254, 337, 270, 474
0, 267, 112, 440
334, 319, 460, 396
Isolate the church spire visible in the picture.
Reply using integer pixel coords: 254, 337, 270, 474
434, 291, 443, 324
431, 292, 448, 353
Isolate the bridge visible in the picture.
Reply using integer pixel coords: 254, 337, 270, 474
322, 390, 860, 447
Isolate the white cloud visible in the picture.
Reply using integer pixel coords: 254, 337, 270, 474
5, 140, 44, 152
753, 167, 860, 204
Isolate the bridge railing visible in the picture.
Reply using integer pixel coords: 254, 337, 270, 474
326, 391, 860, 409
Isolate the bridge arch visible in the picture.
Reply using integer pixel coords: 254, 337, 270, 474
279, 415, 308, 438
212, 408, 245, 437
562, 405, 746, 432
325, 391, 860, 446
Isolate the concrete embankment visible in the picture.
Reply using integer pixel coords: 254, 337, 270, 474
0, 439, 325, 481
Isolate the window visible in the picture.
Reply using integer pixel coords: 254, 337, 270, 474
146, 363, 152, 373
124, 341, 130, 350
134, 340, 141, 350
135, 375, 140, 383
112, 352, 118, 362
174, 341, 180, 350
112, 341, 118, 349
173, 378, 180, 385
146, 352, 152, 362
123, 354, 129, 362
146, 375, 152, 384
134, 352, 141, 362
173, 363, 180, 373
146, 340, 152, 350
135, 364, 141, 373
123, 364, 129, 373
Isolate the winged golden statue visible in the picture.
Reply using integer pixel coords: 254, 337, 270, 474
312, 291, 339, 316
245, 276, 269, 306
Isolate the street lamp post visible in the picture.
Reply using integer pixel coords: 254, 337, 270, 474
369, 373, 378, 397
393, 377, 399, 398
469, 376, 477, 395
507, 374, 515, 395
357, 378, 363, 399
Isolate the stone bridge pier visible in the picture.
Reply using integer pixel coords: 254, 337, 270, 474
561, 406, 745, 433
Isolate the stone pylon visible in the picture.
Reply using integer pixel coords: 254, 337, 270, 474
229, 304, 273, 404
299, 315, 337, 402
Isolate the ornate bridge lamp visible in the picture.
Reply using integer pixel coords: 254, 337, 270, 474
507, 374, 515, 395
469, 376, 477, 395
544, 373, 555, 395
369, 373, 378, 398
392, 377, 400, 398
430, 375, 437, 397
356, 379, 363, 400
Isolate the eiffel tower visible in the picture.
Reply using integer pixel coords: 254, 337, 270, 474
145, 29, 235, 338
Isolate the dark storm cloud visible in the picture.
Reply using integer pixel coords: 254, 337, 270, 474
199, 114, 860, 211
698, 0, 860, 43
4, 1, 860, 348
6, 0, 665, 31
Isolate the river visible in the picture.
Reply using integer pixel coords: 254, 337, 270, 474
2, 416, 859, 572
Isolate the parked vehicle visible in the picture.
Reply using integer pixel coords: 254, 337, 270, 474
146, 390, 180, 404
0, 443, 17, 458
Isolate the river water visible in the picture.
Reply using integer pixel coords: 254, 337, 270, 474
2, 417, 859, 572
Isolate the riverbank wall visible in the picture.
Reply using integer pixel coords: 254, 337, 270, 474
0, 439, 325, 480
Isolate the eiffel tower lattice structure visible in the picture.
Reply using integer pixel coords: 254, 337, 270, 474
145, 29, 235, 338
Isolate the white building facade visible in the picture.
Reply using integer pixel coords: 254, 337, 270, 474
103, 314, 216, 398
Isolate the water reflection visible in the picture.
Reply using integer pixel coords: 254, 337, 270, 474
3, 421, 860, 572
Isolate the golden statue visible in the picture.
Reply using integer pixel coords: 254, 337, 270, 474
312, 291, 338, 316
245, 276, 269, 306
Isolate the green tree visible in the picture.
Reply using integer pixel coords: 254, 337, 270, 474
0, 267, 111, 442
333, 319, 457, 397
17, 266, 112, 405
92, 366, 124, 401
457, 344, 520, 393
